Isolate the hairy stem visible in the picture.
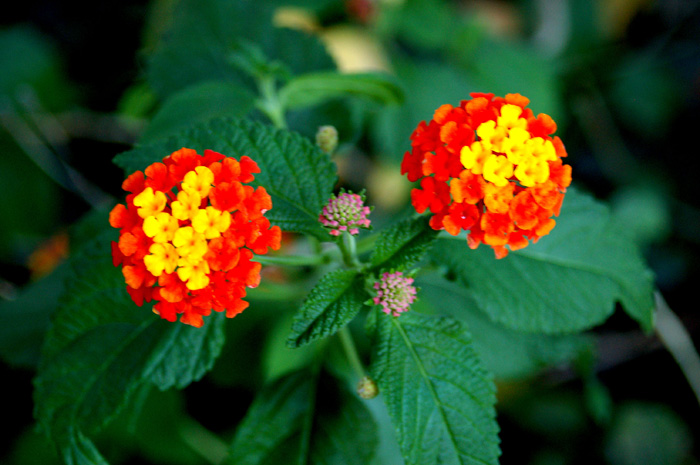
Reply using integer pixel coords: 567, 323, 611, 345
338, 232, 361, 269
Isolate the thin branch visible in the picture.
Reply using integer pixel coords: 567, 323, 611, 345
654, 291, 700, 407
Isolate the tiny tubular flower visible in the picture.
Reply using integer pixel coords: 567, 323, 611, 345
319, 190, 372, 236
192, 206, 232, 239
400, 93, 572, 257
110, 148, 281, 327
372, 271, 417, 317
482, 155, 513, 187
177, 256, 210, 291
144, 243, 178, 276
182, 165, 215, 198
133, 187, 167, 219
143, 212, 179, 243
171, 190, 202, 221
172, 226, 208, 259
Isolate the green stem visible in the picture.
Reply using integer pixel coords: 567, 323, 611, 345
256, 76, 287, 129
339, 326, 366, 379
654, 291, 700, 407
254, 252, 330, 267
177, 417, 229, 465
247, 282, 308, 301
338, 231, 361, 269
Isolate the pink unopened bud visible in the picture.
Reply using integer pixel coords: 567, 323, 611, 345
319, 191, 372, 237
373, 271, 417, 317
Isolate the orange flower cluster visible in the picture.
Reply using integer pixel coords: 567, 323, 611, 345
110, 148, 281, 327
401, 93, 572, 258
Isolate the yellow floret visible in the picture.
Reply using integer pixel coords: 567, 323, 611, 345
502, 127, 531, 165
182, 166, 214, 198
460, 141, 490, 175
142, 212, 179, 243
177, 257, 210, 290
171, 190, 202, 221
514, 157, 550, 187
192, 207, 231, 239
172, 226, 208, 260
476, 121, 507, 151
482, 154, 513, 187
526, 137, 557, 162
143, 243, 178, 276
133, 187, 167, 219
497, 104, 528, 131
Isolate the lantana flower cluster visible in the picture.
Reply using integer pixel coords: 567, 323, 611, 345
109, 148, 281, 327
402, 93, 572, 258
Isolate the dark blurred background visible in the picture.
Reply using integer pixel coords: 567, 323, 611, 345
1, 1, 699, 464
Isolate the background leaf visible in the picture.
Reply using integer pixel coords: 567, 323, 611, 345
604, 402, 693, 465
146, 0, 334, 98
114, 117, 338, 239
430, 188, 655, 334
0, 263, 66, 368
140, 80, 256, 143
279, 71, 404, 110
367, 310, 500, 465
287, 269, 366, 348
417, 273, 592, 381
227, 367, 378, 465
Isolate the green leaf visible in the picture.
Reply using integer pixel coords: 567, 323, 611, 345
146, 0, 334, 98
369, 215, 438, 272
34, 232, 227, 462
367, 310, 500, 465
114, 117, 338, 239
144, 311, 226, 390
287, 269, 366, 348
279, 71, 404, 110
141, 80, 256, 143
417, 274, 592, 381
430, 188, 655, 333
227, 368, 378, 465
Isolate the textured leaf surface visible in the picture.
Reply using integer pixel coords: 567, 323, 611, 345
34, 233, 227, 463
144, 311, 226, 390
430, 189, 655, 333
369, 215, 438, 272
367, 310, 500, 465
279, 71, 404, 110
114, 118, 337, 239
227, 368, 378, 465
287, 269, 366, 348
